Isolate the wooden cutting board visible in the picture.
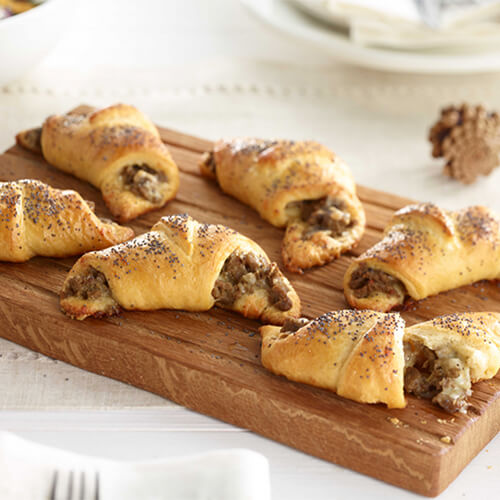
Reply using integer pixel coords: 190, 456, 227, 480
0, 105, 499, 497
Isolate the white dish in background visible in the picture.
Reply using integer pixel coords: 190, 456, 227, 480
0, 0, 75, 87
243, 0, 500, 74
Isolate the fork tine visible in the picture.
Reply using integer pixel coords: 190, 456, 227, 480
79, 470, 85, 500
49, 469, 99, 500
94, 471, 100, 500
49, 470, 58, 500
67, 470, 74, 500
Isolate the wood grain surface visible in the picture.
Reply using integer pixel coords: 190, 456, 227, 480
0, 105, 498, 497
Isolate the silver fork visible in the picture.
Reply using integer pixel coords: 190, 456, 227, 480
49, 470, 100, 500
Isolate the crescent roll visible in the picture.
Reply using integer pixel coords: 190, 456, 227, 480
344, 203, 500, 312
404, 312, 500, 413
60, 214, 300, 324
200, 138, 365, 272
260, 310, 407, 408
16, 104, 180, 222
260, 311, 500, 413
0, 179, 133, 262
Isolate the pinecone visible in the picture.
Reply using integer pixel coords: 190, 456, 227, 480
429, 104, 500, 184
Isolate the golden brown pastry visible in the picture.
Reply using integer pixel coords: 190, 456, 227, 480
344, 203, 500, 312
260, 310, 406, 408
16, 104, 180, 222
0, 179, 133, 262
260, 311, 500, 413
0, 0, 36, 15
200, 138, 365, 272
60, 214, 300, 323
404, 312, 500, 413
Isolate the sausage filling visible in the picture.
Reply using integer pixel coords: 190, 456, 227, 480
61, 267, 119, 315
287, 196, 353, 239
404, 341, 471, 413
17, 126, 42, 154
200, 151, 216, 176
62, 267, 111, 300
212, 251, 293, 311
121, 164, 166, 204
280, 317, 310, 333
349, 264, 406, 300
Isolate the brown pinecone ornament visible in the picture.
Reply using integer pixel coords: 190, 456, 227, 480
429, 104, 500, 184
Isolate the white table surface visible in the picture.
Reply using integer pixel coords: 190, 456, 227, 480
0, 1, 499, 498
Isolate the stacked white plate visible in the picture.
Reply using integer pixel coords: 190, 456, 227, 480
243, 0, 500, 73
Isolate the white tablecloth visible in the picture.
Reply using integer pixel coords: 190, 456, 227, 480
0, 1, 498, 498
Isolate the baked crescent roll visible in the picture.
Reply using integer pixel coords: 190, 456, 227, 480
344, 203, 500, 312
16, 104, 180, 222
404, 312, 500, 413
60, 214, 300, 324
200, 138, 365, 272
260, 310, 406, 408
260, 311, 500, 413
0, 179, 134, 262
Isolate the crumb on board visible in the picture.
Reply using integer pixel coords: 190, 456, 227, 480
420, 420, 427, 425
437, 417, 456, 424
416, 437, 432, 445
387, 417, 407, 428
440, 436, 452, 444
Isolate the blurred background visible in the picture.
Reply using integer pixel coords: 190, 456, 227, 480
2, 0, 500, 210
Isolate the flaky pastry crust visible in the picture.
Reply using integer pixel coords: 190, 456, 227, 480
0, 179, 133, 262
260, 311, 500, 412
344, 203, 500, 312
260, 310, 406, 408
17, 104, 180, 222
60, 214, 300, 324
406, 312, 500, 383
200, 138, 365, 272
403, 312, 500, 412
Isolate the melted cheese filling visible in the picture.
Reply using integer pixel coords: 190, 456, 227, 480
404, 341, 471, 413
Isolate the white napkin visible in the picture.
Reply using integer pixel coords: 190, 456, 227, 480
295, 0, 500, 50
0, 432, 271, 500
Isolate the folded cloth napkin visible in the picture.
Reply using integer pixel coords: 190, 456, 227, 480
0, 432, 271, 500
293, 0, 500, 50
